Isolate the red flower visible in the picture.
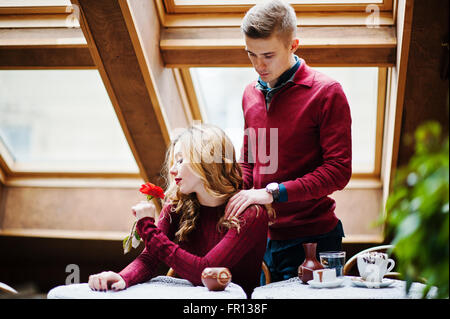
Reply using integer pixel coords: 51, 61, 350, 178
140, 182, 165, 199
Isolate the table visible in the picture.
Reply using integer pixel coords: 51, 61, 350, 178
47, 275, 247, 299
251, 276, 438, 299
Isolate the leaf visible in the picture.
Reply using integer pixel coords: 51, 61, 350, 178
131, 232, 141, 249
123, 235, 129, 250
131, 231, 141, 248
396, 213, 420, 241
123, 235, 132, 254
123, 220, 138, 254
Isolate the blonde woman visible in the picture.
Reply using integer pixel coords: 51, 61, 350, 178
88, 124, 273, 297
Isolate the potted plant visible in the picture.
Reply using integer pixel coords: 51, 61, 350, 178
384, 121, 449, 299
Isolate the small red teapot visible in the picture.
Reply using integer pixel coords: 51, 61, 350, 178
201, 267, 232, 291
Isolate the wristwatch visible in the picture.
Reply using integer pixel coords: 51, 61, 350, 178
265, 182, 280, 202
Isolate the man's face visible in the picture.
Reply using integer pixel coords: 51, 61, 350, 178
245, 34, 299, 87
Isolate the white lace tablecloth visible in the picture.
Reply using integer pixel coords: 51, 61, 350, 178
47, 276, 246, 299
251, 276, 437, 299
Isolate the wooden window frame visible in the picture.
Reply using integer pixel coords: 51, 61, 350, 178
163, 0, 394, 14
0, 2, 400, 185
0, 21, 140, 187
156, 0, 395, 27
0, 0, 189, 189
173, 64, 391, 244
176, 66, 387, 181
0, 2, 78, 27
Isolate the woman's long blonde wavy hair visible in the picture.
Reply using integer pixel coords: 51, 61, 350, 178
161, 124, 273, 242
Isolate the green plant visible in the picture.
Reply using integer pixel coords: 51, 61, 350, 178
384, 121, 449, 299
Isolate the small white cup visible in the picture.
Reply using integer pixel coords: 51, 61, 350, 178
313, 268, 336, 283
357, 252, 395, 282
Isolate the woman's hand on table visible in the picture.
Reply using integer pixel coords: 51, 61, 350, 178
88, 271, 126, 291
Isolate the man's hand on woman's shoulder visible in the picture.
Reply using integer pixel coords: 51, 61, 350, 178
224, 188, 272, 220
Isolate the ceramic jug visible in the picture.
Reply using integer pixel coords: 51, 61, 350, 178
298, 242, 324, 284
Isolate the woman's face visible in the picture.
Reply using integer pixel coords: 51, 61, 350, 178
169, 142, 203, 195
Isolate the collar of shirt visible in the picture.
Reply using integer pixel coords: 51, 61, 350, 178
256, 55, 301, 94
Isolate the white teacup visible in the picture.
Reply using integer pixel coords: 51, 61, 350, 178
357, 252, 395, 282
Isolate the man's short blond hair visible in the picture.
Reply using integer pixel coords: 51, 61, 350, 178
241, 0, 297, 46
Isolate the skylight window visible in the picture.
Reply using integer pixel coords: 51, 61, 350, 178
0, 70, 139, 173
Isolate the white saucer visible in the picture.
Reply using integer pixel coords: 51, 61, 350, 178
350, 277, 394, 289
307, 277, 345, 289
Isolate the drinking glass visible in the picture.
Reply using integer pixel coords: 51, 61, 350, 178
319, 251, 346, 277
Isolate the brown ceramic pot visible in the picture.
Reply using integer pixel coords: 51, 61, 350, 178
201, 267, 232, 291
298, 243, 324, 284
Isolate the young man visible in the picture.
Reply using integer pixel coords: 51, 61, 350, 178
224, 0, 352, 284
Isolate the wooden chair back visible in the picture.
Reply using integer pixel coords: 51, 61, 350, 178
343, 244, 401, 279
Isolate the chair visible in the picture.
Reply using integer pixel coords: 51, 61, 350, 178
0, 282, 18, 295
343, 244, 401, 279
167, 260, 272, 284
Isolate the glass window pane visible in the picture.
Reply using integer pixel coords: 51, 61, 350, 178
190, 67, 250, 156
315, 67, 378, 173
0, 70, 138, 172
190, 67, 379, 174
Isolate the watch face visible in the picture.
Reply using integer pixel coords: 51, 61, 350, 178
267, 183, 278, 192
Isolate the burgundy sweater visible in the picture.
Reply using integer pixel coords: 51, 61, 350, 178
119, 202, 269, 297
240, 58, 352, 240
